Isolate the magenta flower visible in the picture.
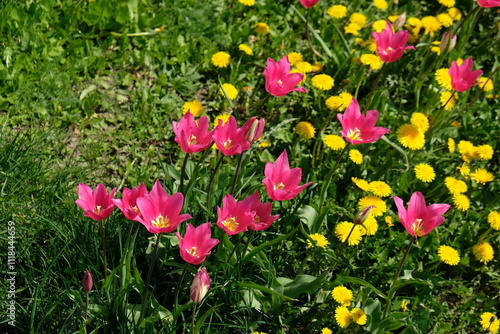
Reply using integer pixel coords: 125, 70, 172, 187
82, 270, 93, 293
190, 267, 210, 304
134, 180, 191, 233
448, 57, 483, 92
176, 223, 220, 265
245, 192, 280, 231
337, 98, 391, 145
299, 0, 320, 8
217, 194, 255, 235
263, 56, 307, 97
75, 183, 116, 221
477, 0, 500, 7
112, 183, 148, 221
242, 117, 266, 143
172, 111, 215, 154
212, 116, 251, 156
393, 191, 450, 237
262, 150, 313, 201
372, 21, 415, 63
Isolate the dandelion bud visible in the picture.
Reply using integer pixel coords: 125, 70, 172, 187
440, 31, 457, 53
354, 205, 374, 225
82, 270, 93, 293
393, 12, 407, 30
243, 117, 265, 143
190, 267, 210, 304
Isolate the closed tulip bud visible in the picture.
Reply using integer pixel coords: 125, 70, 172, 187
243, 117, 265, 143
440, 31, 457, 54
190, 267, 210, 304
354, 205, 374, 225
393, 12, 407, 30
82, 270, 93, 293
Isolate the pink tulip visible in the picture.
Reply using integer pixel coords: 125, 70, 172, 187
448, 57, 483, 92
299, 0, 320, 8
112, 183, 148, 220
176, 223, 220, 265
262, 150, 313, 201
75, 183, 116, 221
372, 21, 415, 63
190, 267, 210, 304
477, 0, 500, 7
242, 117, 266, 143
172, 111, 215, 154
212, 116, 251, 156
82, 270, 93, 293
217, 194, 255, 235
337, 98, 391, 145
263, 56, 307, 97
134, 180, 191, 233
245, 192, 280, 231
393, 192, 450, 237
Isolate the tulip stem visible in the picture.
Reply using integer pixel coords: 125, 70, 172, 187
179, 152, 190, 194
191, 303, 198, 334
426, 91, 455, 136
139, 233, 161, 326
330, 223, 357, 272
84, 292, 89, 321
383, 236, 416, 318
206, 153, 224, 210
230, 151, 245, 196
98, 221, 108, 280
174, 262, 189, 310
364, 62, 386, 110
318, 144, 349, 213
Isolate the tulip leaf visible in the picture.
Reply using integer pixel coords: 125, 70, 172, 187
234, 282, 296, 301
388, 278, 432, 301
194, 303, 224, 334
296, 205, 318, 232
278, 273, 327, 299
333, 276, 388, 301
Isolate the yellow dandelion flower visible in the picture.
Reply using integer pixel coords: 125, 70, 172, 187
335, 306, 352, 328
311, 62, 324, 73
254, 22, 270, 34
406, 17, 422, 35
435, 68, 453, 90
351, 308, 367, 325
220, 83, 238, 100
453, 194, 470, 211
388, 15, 399, 23
294, 61, 313, 74
339, 92, 353, 110
476, 145, 494, 160
414, 163, 435, 182
457, 164, 470, 178
372, 20, 388, 33
350, 13, 368, 26
448, 8, 462, 21
401, 300, 409, 311
287, 52, 303, 66
324, 134, 346, 150
471, 168, 495, 184
325, 96, 343, 111
238, 44, 253, 55
478, 76, 494, 92
458, 140, 474, 154
410, 112, 430, 133
421, 16, 442, 37
327, 5, 348, 19
335, 221, 366, 246
438, 0, 455, 7
312, 74, 335, 90
211, 51, 231, 68
437, 13, 453, 27
349, 149, 363, 164
331, 286, 353, 306
295, 121, 316, 139
358, 196, 386, 217
441, 91, 457, 110
258, 139, 270, 148
444, 176, 467, 194
438, 245, 460, 265
488, 211, 500, 231
345, 22, 363, 35
451, 120, 461, 127
369, 181, 392, 197
307, 233, 329, 249
364, 38, 377, 52
213, 114, 231, 127
360, 54, 383, 70
238, 0, 255, 5
362, 215, 378, 235
321, 328, 333, 334
352, 177, 371, 191
473, 242, 494, 264
480, 312, 499, 333
448, 138, 455, 153
431, 41, 442, 55
385, 216, 394, 227
397, 124, 425, 150
182, 100, 204, 117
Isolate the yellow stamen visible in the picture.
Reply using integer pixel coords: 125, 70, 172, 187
274, 182, 286, 190
347, 128, 362, 141
277, 79, 283, 87
411, 218, 424, 237
152, 214, 170, 228
94, 205, 102, 215
222, 216, 239, 232
186, 246, 199, 257
188, 134, 197, 145
223, 139, 233, 149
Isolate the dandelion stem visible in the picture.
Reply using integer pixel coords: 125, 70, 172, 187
426, 91, 455, 136
174, 262, 189, 309
364, 62, 386, 110
98, 221, 108, 280
139, 234, 162, 325
179, 152, 190, 194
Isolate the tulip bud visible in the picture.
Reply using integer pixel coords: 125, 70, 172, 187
440, 31, 457, 54
82, 270, 93, 293
393, 12, 406, 30
244, 117, 265, 143
190, 267, 210, 304
354, 205, 374, 225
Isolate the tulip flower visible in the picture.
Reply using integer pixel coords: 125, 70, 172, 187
448, 57, 483, 92
172, 111, 215, 154
262, 150, 313, 201
477, 0, 500, 7
263, 56, 307, 97
190, 267, 210, 304
242, 117, 265, 143
393, 191, 450, 237
212, 116, 251, 156
245, 192, 280, 231
337, 98, 391, 145
134, 180, 191, 233
299, 0, 320, 8
113, 183, 148, 220
82, 270, 93, 293
75, 183, 116, 221
176, 223, 220, 265
217, 194, 255, 235
372, 21, 415, 63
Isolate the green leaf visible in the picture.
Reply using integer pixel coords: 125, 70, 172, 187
194, 303, 224, 334
388, 278, 432, 301
333, 276, 388, 301
234, 282, 296, 301
296, 205, 318, 232
279, 273, 327, 299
